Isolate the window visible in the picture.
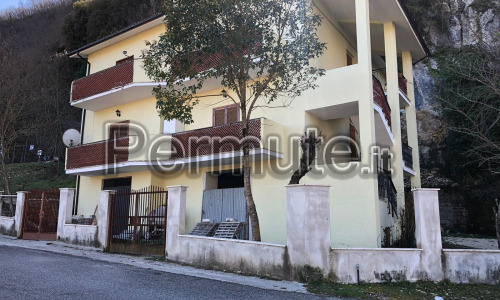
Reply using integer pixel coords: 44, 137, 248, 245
109, 120, 130, 139
213, 104, 239, 126
116, 56, 134, 66
346, 52, 353, 66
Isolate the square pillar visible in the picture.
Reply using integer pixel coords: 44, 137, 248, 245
403, 51, 422, 188
413, 188, 443, 281
286, 185, 331, 275
97, 190, 115, 249
14, 191, 28, 238
384, 21, 406, 215
57, 188, 75, 240
165, 186, 187, 258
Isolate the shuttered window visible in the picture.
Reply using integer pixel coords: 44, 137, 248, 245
116, 56, 134, 66
347, 52, 353, 66
213, 105, 239, 126
109, 120, 130, 139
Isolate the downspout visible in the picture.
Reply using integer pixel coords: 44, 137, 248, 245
74, 52, 91, 215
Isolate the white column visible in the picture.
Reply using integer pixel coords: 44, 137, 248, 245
403, 51, 422, 188
353, 0, 380, 247
97, 190, 115, 249
14, 191, 28, 238
57, 188, 75, 241
384, 22, 405, 212
286, 185, 331, 274
165, 186, 187, 258
413, 188, 443, 281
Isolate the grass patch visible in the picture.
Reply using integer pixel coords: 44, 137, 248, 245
0, 161, 75, 192
307, 280, 500, 299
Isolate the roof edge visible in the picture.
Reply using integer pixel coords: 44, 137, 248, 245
66, 14, 164, 58
396, 0, 431, 57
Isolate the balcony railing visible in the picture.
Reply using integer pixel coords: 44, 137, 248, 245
402, 142, 413, 170
378, 171, 397, 217
71, 60, 134, 102
171, 119, 262, 159
373, 76, 392, 129
66, 138, 129, 170
398, 73, 408, 96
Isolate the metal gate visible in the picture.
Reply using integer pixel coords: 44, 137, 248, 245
22, 189, 60, 240
108, 186, 168, 256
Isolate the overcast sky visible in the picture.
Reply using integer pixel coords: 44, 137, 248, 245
0, 0, 21, 11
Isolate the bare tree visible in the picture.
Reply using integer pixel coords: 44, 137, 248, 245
433, 40, 500, 174
494, 199, 500, 249
0, 37, 39, 214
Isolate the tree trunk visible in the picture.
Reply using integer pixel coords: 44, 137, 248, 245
289, 131, 320, 185
494, 200, 500, 250
0, 149, 14, 216
241, 115, 261, 241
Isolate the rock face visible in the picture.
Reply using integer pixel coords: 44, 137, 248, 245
412, 0, 500, 185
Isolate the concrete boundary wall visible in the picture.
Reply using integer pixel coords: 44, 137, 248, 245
165, 186, 500, 284
330, 248, 424, 283
444, 249, 500, 284
59, 224, 99, 247
172, 235, 288, 279
0, 216, 15, 236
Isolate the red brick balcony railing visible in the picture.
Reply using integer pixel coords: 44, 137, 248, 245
171, 119, 262, 159
71, 60, 134, 102
373, 76, 392, 129
66, 138, 129, 170
398, 73, 408, 96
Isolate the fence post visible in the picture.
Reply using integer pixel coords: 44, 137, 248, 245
165, 186, 187, 258
14, 191, 28, 238
0, 190, 3, 216
413, 188, 444, 281
97, 190, 115, 249
57, 188, 75, 241
286, 184, 331, 277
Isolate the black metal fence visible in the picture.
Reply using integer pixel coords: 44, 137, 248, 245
378, 172, 398, 217
109, 186, 168, 255
402, 142, 413, 170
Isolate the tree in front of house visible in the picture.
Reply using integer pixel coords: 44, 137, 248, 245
142, 0, 326, 241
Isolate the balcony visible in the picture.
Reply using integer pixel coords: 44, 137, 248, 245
71, 60, 134, 103
66, 138, 129, 170
66, 118, 283, 175
378, 171, 397, 217
171, 119, 262, 159
398, 73, 408, 96
402, 142, 415, 176
373, 76, 392, 130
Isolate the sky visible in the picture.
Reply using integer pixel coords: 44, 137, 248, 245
0, 0, 21, 11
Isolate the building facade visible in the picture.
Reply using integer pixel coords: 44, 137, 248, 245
66, 0, 428, 248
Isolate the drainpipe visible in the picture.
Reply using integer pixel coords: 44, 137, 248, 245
74, 52, 91, 215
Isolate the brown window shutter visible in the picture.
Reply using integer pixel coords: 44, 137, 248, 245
109, 121, 130, 139
214, 109, 226, 126
116, 56, 134, 66
226, 106, 238, 124
347, 53, 353, 66
350, 123, 357, 159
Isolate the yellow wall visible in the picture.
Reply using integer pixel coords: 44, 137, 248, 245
75, 2, 412, 248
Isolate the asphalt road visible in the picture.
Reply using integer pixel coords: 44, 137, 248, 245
0, 245, 326, 300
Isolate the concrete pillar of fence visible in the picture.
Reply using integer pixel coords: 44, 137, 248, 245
413, 188, 443, 281
97, 190, 115, 249
165, 186, 187, 258
57, 188, 75, 241
286, 185, 331, 276
14, 191, 28, 238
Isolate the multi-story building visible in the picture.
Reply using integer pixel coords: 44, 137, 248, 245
66, 0, 428, 248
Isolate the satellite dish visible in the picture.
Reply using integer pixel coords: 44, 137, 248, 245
62, 129, 81, 147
